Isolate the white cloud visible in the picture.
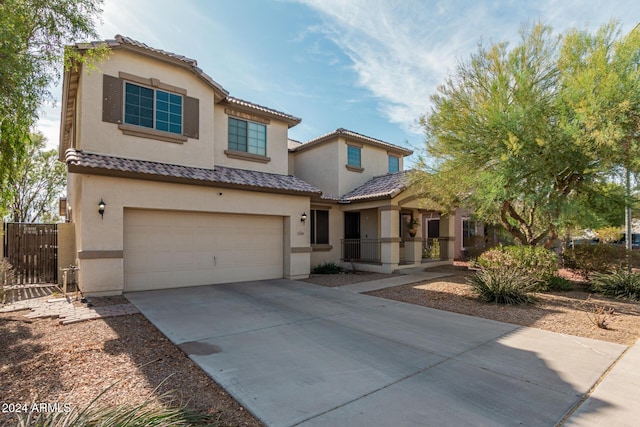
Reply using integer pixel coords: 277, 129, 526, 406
296, 0, 640, 134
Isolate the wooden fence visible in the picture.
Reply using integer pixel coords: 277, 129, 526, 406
3, 223, 58, 284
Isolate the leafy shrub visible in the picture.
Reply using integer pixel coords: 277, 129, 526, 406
1, 258, 15, 286
595, 227, 623, 244
476, 245, 558, 285
544, 275, 574, 292
311, 262, 342, 274
468, 267, 537, 304
590, 270, 640, 301
423, 238, 441, 260
1, 258, 16, 304
563, 244, 639, 277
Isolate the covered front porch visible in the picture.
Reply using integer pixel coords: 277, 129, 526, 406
338, 200, 458, 274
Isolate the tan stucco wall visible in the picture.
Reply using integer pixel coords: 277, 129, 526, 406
338, 138, 404, 196
69, 173, 311, 295
76, 49, 216, 169
292, 135, 406, 198
213, 104, 291, 175
294, 141, 340, 197
56, 223, 76, 286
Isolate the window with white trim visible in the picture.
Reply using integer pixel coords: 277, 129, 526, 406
124, 82, 183, 134
228, 117, 266, 156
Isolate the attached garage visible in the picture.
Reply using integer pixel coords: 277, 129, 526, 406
124, 209, 284, 292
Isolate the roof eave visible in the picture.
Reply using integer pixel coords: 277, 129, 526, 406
67, 162, 321, 197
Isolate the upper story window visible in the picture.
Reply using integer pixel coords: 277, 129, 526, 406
125, 83, 183, 135
388, 155, 399, 173
228, 117, 266, 156
347, 145, 361, 167
102, 74, 199, 143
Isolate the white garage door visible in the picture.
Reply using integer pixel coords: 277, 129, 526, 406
124, 209, 284, 292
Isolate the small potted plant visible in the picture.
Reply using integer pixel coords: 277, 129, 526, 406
408, 218, 420, 237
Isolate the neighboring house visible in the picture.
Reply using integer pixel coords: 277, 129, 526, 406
59, 36, 468, 296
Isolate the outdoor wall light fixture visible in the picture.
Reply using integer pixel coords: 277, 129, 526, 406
98, 199, 106, 219
301, 212, 307, 223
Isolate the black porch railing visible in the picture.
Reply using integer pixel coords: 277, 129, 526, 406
341, 239, 381, 263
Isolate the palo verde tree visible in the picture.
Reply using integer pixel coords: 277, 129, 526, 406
417, 23, 599, 245
4, 133, 66, 223
558, 21, 640, 252
0, 0, 103, 197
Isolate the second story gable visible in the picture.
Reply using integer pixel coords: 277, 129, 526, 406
290, 128, 413, 198
60, 35, 299, 175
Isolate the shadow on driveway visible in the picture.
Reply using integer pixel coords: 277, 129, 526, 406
126, 279, 624, 427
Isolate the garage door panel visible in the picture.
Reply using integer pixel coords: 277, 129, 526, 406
124, 210, 284, 292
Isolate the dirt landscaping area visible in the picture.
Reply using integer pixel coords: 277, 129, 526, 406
364, 264, 640, 346
2, 266, 639, 426
0, 297, 262, 427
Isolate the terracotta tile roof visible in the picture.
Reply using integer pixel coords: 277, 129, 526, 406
294, 128, 413, 156
225, 97, 302, 127
340, 171, 412, 202
65, 149, 322, 196
288, 138, 303, 151
73, 35, 229, 99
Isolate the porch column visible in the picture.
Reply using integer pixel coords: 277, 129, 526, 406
379, 206, 400, 273
404, 210, 423, 264
440, 212, 457, 261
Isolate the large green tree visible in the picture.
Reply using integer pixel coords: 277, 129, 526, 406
558, 22, 640, 251
5, 133, 66, 223
417, 23, 599, 245
0, 0, 103, 192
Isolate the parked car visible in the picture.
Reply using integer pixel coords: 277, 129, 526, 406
613, 233, 640, 250
568, 238, 599, 248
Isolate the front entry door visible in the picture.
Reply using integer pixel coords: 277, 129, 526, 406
344, 212, 361, 260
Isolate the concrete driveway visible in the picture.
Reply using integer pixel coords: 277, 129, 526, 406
126, 279, 625, 427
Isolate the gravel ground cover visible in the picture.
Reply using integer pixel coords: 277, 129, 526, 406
3, 267, 638, 426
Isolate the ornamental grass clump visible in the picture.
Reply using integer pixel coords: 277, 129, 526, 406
468, 267, 537, 305
590, 270, 640, 301
14, 391, 216, 427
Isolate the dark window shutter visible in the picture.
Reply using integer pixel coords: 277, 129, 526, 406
183, 96, 199, 139
102, 75, 123, 123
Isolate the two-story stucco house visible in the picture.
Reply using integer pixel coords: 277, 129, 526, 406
60, 36, 469, 296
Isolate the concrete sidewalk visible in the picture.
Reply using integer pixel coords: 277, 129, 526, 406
566, 339, 640, 426
336, 271, 451, 293
127, 279, 629, 427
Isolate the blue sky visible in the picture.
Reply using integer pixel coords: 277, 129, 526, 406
39, 0, 640, 162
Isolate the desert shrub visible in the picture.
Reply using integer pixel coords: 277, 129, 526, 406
543, 275, 574, 292
1, 258, 16, 304
562, 244, 639, 276
476, 245, 558, 285
1, 258, 15, 286
311, 262, 342, 274
590, 270, 640, 301
468, 267, 537, 304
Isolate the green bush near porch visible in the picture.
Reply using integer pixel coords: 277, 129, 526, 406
311, 262, 342, 274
